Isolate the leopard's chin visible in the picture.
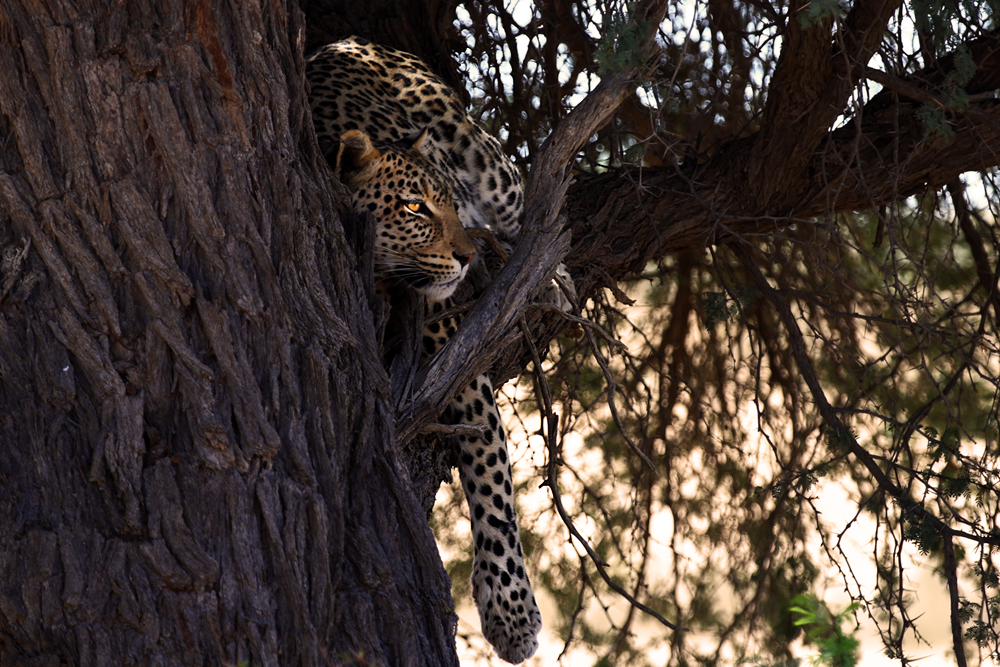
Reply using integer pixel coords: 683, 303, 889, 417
420, 273, 464, 300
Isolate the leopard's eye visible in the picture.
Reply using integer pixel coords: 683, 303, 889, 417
403, 201, 432, 216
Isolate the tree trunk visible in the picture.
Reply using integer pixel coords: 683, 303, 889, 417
4, 0, 1000, 663
0, 2, 459, 665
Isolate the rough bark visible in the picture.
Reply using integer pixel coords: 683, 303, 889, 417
0, 1, 458, 666
2, 0, 1000, 664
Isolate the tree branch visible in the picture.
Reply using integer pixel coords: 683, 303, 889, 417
942, 532, 969, 667
525, 314, 686, 633
746, 0, 902, 209
395, 0, 670, 442
734, 243, 1000, 548
396, 23, 1000, 444
568, 24, 1000, 266
565, 64, 1000, 299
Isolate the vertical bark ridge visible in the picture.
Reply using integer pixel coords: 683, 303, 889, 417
0, 1, 460, 665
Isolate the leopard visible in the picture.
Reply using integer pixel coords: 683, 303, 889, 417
306, 37, 544, 663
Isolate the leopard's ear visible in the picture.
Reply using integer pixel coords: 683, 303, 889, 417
336, 130, 381, 189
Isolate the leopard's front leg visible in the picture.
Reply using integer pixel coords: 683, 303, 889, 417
425, 302, 542, 664
450, 375, 541, 663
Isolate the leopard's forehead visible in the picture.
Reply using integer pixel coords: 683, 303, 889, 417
350, 145, 454, 206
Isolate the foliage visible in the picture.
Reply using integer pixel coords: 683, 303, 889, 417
798, 0, 847, 28
439, 0, 1000, 665
789, 595, 861, 667
702, 287, 759, 329
594, 3, 653, 76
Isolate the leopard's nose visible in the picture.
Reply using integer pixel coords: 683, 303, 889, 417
453, 250, 474, 267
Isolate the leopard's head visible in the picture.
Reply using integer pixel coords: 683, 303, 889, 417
336, 129, 476, 299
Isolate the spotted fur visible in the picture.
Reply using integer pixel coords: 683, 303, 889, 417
308, 38, 542, 663
308, 38, 523, 243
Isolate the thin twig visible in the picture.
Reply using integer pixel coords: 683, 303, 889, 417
424, 301, 474, 327
582, 324, 658, 473
532, 304, 628, 352
734, 242, 1000, 547
557, 567, 589, 662
466, 227, 509, 262
942, 532, 969, 667
520, 315, 685, 633
864, 66, 1000, 134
